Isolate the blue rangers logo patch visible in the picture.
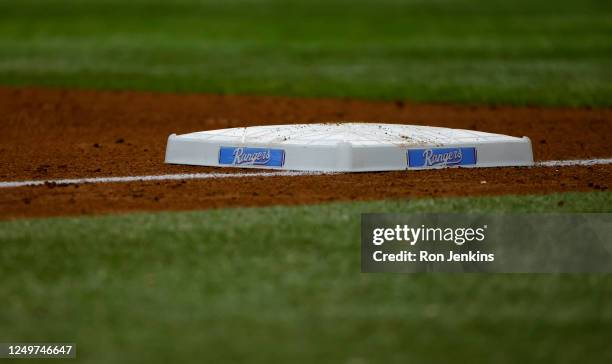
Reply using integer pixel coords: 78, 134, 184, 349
408, 147, 476, 168
219, 146, 285, 167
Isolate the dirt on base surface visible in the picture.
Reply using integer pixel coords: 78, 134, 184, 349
1, 86, 611, 219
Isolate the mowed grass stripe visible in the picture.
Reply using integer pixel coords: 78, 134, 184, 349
0, 0, 610, 106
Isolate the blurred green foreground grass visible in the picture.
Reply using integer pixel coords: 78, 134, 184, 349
1, 192, 611, 363
0, 0, 610, 106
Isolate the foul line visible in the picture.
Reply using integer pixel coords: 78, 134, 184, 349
0, 171, 324, 189
535, 158, 612, 167
0, 158, 611, 189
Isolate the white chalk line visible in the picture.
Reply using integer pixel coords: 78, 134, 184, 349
0, 158, 611, 189
535, 158, 612, 167
0, 171, 324, 189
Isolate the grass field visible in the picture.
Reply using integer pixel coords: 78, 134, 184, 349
1, 192, 612, 363
0, 0, 610, 106
1, 0, 611, 362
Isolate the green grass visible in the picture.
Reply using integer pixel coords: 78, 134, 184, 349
0, 0, 610, 106
1, 191, 611, 363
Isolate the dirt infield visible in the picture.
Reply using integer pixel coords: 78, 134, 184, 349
1, 86, 610, 219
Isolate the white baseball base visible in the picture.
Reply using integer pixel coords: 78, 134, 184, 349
165, 123, 533, 172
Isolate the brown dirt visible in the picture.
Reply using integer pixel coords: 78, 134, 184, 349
1, 86, 611, 220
